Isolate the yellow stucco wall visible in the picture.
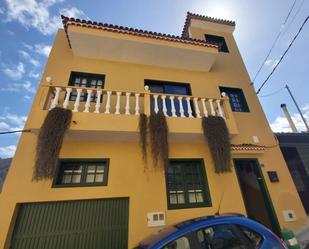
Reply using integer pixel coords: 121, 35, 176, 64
0, 21, 307, 249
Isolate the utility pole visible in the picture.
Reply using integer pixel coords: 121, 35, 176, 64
285, 84, 309, 132
280, 104, 298, 133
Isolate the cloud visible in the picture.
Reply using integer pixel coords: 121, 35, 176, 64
270, 104, 309, 132
0, 145, 16, 158
35, 44, 51, 57
0, 114, 27, 132
4, 0, 87, 35
22, 43, 33, 51
60, 7, 85, 18
7, 30, 14, 35
29, 71, 40, 79
265, 59, 279, 69
19, 50, 40, 67
0, 122, 10, 130
0, 114, 27, 126
302, 104, 309, 112
23, 95, 32, 101
23, 43, 51, 57
2, 62, 25, 80
0, 81, 36, 93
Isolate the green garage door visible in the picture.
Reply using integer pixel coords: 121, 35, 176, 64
10, 198, 129, 249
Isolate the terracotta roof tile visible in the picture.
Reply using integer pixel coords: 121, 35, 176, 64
61, 15, 219, 49
231, 144, 266, 151
182, 12, 236, 38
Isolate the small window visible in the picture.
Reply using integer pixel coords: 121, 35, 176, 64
162, 236, 191, 249
238, 225, 263, 248
205, 34, 229, 53
166, 160, 211, 209
196, 224, 248, 249
54, 160, 109, 187
68, 72, 105, 102
219, 87, 249, 112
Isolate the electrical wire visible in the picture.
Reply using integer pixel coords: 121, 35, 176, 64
283, 0, 298, 24
282, 0, 306, 37
0, 129, 31, 135
252, 0, 297, 83
256, 15, 309, 94
259, 87, 285, 98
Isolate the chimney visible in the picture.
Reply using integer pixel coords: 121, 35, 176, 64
281, 104, 298, 133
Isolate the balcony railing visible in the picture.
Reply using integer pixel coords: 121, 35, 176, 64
44, 85, 228, 119
31, 84, 238, 140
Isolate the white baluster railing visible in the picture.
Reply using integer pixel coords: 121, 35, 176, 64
153, 95, 159, 114
73, 88, 82, 112
178, 96, 185, 117
50, 87, 61, 109
216, 99, 224, 118
115, 92, 121, 114
162, 95, 167, 116
135, 93, 140, 115
125, 92, 131, 115
186, 97, 193, 118
193, 98, 201, 118
45, 85, 230, 123
83, 89, 92, 112
104, 91, 112, 114
94, 90, 102, 113
209, 99, 216, 116
201, 98, 208, 117
63, 88, 72, 109
170, 96, 177, 117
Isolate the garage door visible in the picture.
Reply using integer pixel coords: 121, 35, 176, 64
10, 198, 129, 249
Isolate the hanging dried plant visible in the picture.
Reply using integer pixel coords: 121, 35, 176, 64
149, 112, 169, 169
139, 113, 148, 165
33, 107, 72, 181
202, 116, 231, 173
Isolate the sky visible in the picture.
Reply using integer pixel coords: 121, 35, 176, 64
0, 0, 308, 158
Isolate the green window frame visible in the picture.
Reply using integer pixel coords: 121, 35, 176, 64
53, 159, 109, 187
165, 159, 211, 209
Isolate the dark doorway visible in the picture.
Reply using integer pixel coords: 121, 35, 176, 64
280, 147, 309, 214
234, 159, 281, 235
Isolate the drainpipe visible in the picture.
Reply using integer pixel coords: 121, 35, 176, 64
280, 104, 298, 133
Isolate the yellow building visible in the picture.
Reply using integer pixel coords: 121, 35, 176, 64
0, 12, 307, 249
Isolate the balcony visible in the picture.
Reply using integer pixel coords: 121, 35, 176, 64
65, 24, 218, 72
30, 85, 238, 142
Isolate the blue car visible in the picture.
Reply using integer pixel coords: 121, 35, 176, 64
135, 214, 288, 249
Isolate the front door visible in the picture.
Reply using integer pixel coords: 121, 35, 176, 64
234, 159, 281, 235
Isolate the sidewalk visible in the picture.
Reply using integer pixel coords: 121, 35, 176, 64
295, 217, 309, 249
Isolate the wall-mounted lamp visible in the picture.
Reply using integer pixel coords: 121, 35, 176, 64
46, 76, 52, 84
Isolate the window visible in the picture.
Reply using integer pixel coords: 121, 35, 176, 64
166, 160, 211, 209
219, 87, 249, 112
53, 160, 109, 187
237, 225, 263, 248
145, 80, 193, 117
68, 72, 105, 102
205, 34, 229, 53
196, 224, 248, 249
162, 236, 191, 249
